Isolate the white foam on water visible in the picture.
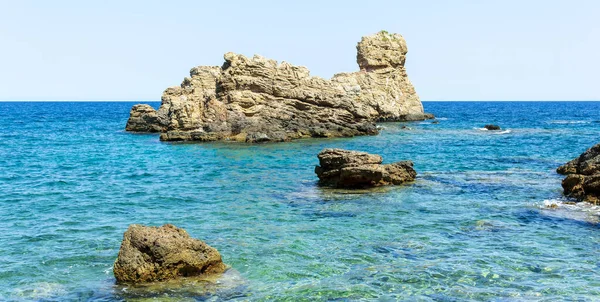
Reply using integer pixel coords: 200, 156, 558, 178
493, 130, 512, 134
548, 120, 591, 124
538, 199, 600, 223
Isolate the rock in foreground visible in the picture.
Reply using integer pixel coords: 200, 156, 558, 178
315, 149, 416, 188
126, 31, 432, 143
557, 143, 600, 203
114, 224, 227, 284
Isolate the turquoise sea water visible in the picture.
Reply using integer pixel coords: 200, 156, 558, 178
1, 101, 600, 301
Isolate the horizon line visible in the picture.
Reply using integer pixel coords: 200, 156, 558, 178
1, 99, 599, 102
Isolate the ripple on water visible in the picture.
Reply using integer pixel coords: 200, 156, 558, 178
1, 102, 600, 300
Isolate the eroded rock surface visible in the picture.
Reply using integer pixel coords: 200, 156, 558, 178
126, 31, 431, 142
125, 104, 162, 132
113, 224, 227, 284
557, 143, 600, 203
315, 148, 417, 188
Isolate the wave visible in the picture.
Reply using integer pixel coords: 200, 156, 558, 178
548, 120, 591, 124
538, 199, 600, 223
474, 128, 512, 134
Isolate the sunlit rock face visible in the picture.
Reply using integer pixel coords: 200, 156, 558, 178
126, 31, 429, 142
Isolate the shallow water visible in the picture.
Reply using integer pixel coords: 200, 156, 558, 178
1, 101, 600, 301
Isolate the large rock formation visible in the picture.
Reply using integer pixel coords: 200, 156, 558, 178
315, 148, 417, 188
557, 143, 600, 203
113, 224, 227, 284
125, 31, 431, 142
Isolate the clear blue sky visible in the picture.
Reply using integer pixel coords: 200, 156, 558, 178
1, 0, 598, 101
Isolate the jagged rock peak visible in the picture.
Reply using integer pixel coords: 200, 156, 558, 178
357, 30, 408, 71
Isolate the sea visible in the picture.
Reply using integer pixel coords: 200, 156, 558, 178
1, 101, 600, 301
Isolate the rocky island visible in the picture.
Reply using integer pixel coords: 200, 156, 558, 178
126, 31, 432, 142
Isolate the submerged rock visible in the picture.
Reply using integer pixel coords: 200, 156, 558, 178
557, 143, 600, 203
126, 31, 432, 143
315, 148, 416, 188
484, 124, 501, 130
125, 104, 162, 132
113, 224, 227, 284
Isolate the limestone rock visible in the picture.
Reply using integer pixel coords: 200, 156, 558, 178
125, 104, 163, 132
315, 148, 417, 188
126, 31, 432, 142
113, 224, 227, 284
557, 143, 600, 203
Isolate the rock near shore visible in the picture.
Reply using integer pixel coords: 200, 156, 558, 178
126, 31, 431, 142
315, 149, 417, 188
113, 224, 227, 284
557, 143, 600, 203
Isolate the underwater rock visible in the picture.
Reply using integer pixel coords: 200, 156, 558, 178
484, 124, 501, 130
125, 104, 163, 132
315, 148, 416, 188
557, 142, 600, 203
126, 31, 432, 143
113, 224, 227, 284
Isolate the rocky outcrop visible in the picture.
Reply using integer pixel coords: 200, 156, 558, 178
126, 31, 431, 143
557, 143, 600, 203
315, 148, 417, 188
125, 104, 162, 132
484, 124, 501, 130
113, 224, 227, 284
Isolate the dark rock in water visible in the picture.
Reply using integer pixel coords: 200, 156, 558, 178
484, 124, 501, 130
424, 113, 435, 120
431, 120, 439, 124
125, 104, 163, 132
401, 125, 412, 130
113, 224, 227, 284
557, 143, 600, 203
315, 148, 416, 188
125, 31, 431, 143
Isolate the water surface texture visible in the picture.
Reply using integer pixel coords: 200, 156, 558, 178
1, 101, 600, 301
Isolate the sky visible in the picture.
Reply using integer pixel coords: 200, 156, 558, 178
0, 0, 598, 101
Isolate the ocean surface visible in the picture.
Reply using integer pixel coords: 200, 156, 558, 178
1, 101, 600, 301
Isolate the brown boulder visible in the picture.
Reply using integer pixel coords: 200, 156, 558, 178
557, 143, 600, 203
125, 104, 163, 132
113, 224, 227, 284
315, 149, 417, 188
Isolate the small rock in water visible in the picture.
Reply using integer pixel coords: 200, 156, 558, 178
556, 142, 600, 203
314, 148, 416, 188
484, 124, 501, 130
113, 224, 227, 284
431, 120, 439, 124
